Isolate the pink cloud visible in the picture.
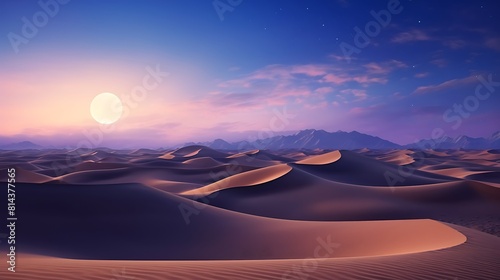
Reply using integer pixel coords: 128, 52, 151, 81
363, 60, 407, 74
322, 74, 387, 85
322, 74, 351, 84
290, 65, 330, 76
413, 76, 477, 95
304, 101, 328, 109
414, 72, 429, 78
340, 89, 368, 101
351, 76, 387, 85
328, 54, 357, 62
314, 87, 334, 94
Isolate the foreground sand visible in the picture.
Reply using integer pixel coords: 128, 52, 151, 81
2, 225, 498, 279
0, 147, 499, 279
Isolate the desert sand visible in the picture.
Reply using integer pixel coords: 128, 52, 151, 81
0, 147, 499, 279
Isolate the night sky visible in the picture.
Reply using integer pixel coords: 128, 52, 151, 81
1, 0, 499, 147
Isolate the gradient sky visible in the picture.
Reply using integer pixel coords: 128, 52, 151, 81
1, 0, 499, 148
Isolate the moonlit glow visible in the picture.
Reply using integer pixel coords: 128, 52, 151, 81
90, 92, 123, 124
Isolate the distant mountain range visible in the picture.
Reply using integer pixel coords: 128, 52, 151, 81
2, 130, 500, 150
0, 141, 43, 150
187, 129, 500, 150
407, 133, 500, 150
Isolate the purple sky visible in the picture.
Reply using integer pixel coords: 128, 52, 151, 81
1, 0, 499, 148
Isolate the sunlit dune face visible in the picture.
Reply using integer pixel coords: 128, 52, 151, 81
90, 92, 123, 124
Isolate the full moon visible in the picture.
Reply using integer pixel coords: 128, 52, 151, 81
90, 92, 123, 124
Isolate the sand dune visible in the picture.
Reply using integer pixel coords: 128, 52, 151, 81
465, 171, 500, 183
225, 153, 281, 167
375, 150, 416, 165
195, 168, 500, 222
182, 164, 293, 196
182, 157, 224, 168
296, 150, 341, 165
3, 225, 499, 280
0, 148, 499, 279
12, 182, 466, 260
292, 150, 454, 186
0, 167, 52, 183
170, 145, 229, 158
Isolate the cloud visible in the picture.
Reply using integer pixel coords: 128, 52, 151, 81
442, 39, 467, 49
391, 28, 492, 51
408, 106, 445, 115
430, 58, 447, 68
363, 60, 407, 74
391, 29, 431, 43
349, 104, 383, 115
208, 58, 400, 114
290, 64, 331, 76
485, 37, 500, 51
304, 101, 329, 109
340, 89, 368, 101
414, 72, 429, 78
202, 91, 264, 108
322, 74, 387, 85
328, 54, 356, 62
219, 64, 331, 88
413, 76, 477, 95
322, 74, 351, 84
314, 87, 334, 94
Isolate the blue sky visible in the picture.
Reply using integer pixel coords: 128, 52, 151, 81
0, 0, 499, 147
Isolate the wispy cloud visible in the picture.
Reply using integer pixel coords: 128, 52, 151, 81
414, 72, 429, 78
430, 58, 447, 68
363, 60, 407, 75
392, 29, 473, 51
329, 54, 357, 62
391, 29, 431, 43
314, 87, 334, 94
442, 39, 467, 49
321, 73, 388, 85
485, 37, 500, 51
214, 60, 398, 110
413, 76, 477, 94
340, 89, 368, 101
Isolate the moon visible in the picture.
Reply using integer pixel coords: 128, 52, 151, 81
90, 92, 123, 124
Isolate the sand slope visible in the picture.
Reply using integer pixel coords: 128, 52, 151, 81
2, 225, 498, 280
12, 182, 467, 260
0, 148, 499, 279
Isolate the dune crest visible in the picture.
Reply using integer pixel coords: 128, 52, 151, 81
182, 164, 292, 196
296, 150, 341, 165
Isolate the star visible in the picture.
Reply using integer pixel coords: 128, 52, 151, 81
418, 20, 421, 23
322, 23, 325, 27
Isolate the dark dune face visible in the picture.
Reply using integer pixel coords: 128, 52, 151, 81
0, 147, 499, 279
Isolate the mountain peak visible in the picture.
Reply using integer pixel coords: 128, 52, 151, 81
0, 141, 43, 150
